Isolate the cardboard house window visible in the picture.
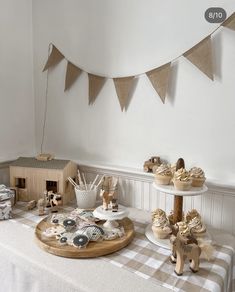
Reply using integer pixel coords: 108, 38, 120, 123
15, 178, 26, 189
46, 181, 58, 193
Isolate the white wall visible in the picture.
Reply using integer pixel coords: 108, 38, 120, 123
32, 0, 235, 185
0, 0, 35, 162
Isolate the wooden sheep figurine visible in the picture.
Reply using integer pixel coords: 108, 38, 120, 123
170, 233, 201, 276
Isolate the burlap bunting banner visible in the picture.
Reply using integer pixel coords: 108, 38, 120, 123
146, 63, 171, 103
64, 61, 82, 91
42, 12, 235, 110
88, 74, 106, 105
43, 45, 64, 72
183, 36, 214, 80
222, 12, 235, 31
113, 77, 135, 111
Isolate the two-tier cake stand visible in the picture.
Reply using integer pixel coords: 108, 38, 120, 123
145, 183, 208, 249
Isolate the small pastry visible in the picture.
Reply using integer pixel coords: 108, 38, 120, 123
151, 208, 166, 221
70, 208, 99, 222
188, 216, 206, 237
43, 226, 65, 237
63, 219, 76, 231
72, 234, 89, 248
152, 224, 172, 239
103, 227, 125, 240
173, 168, 192, 191
189, 167, 206, 187
59, 236, 68, 245
51, 214, 67, 225
152, 209, 172, 239
81, 225, 105, 241
155, 164, 172, 185
185, 209, 201, 223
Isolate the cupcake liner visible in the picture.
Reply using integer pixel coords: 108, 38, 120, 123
191, 177, 206, 187
155, 174, 172, 185
173, 179, 192, 191
152, 225, 171, 239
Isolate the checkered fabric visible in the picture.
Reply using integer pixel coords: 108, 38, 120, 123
11, 202, 235, 292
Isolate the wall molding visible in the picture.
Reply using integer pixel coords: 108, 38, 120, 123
78, 162, 235, 196
78, 162, 235, 235
1, 160, 235, 234
1, 160, 235, 194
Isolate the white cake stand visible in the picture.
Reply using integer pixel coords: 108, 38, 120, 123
153, 183, 208, 224
146, 183, 209, 249
93, 205, 129, 229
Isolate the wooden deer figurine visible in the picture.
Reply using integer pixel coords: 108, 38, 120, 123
100, 176, 118, 211
170, 233, 201, 276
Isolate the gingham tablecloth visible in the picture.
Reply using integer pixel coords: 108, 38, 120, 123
9, 202, 235, 292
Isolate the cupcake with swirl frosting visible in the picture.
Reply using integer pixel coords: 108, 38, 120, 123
155, 164, 172, 185
173, 168, 192, 191
189, 167, 206, 187
151, 209, 172, 239
188, 216, 206, 236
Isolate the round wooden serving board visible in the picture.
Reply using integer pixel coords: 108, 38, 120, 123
35, 217, 135, 258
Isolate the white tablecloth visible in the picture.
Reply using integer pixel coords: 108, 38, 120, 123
0, 207, 234, 292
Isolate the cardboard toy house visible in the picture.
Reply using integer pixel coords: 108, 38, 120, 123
10, 157, 77, 204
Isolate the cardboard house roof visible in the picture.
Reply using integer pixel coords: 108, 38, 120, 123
10, 157, 70, 170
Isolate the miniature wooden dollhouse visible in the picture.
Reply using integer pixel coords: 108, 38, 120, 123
9, 157, 77, 204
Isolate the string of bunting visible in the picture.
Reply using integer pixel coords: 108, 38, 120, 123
43, 13, 235, 111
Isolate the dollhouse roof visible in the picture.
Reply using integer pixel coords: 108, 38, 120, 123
10, 157, 70, 170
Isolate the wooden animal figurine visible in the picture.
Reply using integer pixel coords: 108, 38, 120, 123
26, 200, 37, 210
45, 191, 62, 213
170, 233, 201, 276
37, 198, 45, 216
170, 221, 198, 262
100, 189, 112, 211
111, 198, 118, 212
143, 156, 161, 173
100, 176, 118, 211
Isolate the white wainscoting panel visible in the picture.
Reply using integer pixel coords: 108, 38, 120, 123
0, 161, 235, 235
79, 163, 235, 235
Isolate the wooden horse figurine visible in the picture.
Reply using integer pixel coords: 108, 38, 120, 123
170, 233, 201, 276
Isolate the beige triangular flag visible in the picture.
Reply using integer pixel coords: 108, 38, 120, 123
146, 63, 171, 103
64, 62, 82, 91
43, 45, 64, 72
88, 74, 106, 104
222, 13, 235, 31
113, 76, 135, 111
183, 36, 214, 80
